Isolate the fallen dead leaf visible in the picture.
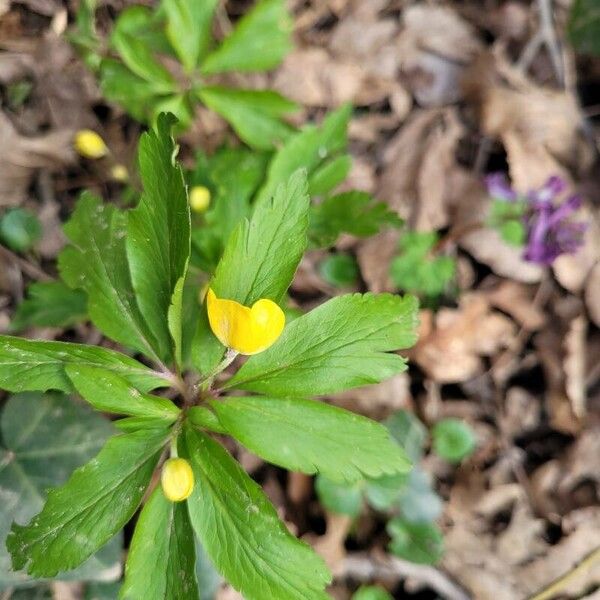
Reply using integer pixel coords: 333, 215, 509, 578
564, 315, 588, 420
585, 262, 600, 327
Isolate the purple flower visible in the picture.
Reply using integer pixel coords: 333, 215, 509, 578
523, 194, 587, 265
485, 173, 517, 201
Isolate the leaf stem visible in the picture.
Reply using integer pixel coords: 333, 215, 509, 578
198, 349, 238, 393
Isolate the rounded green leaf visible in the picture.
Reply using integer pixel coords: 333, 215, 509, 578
352, 586, 393, 600
432, 418, 476, 463
387, 518, 444, 565
0, 208, 42, 252
319, 254, 359, 287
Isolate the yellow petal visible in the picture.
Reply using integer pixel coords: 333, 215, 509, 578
206, 288, 285, 355
161, 457, 194, 502
74, 130, 108, 159
190, 186, 211, 213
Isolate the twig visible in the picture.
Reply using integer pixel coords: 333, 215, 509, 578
526, 545, 600, 600
0, 243, 51, 281
339, 553, 470, 600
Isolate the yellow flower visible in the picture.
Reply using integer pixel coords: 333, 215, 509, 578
206, 288, 285, 355
74, 129, 108, 159
161, 457, 194, 502
189, 186, 211, 213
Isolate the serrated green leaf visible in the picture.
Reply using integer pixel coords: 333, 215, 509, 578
111, 17, 175, 89
0, 208, 42, 252
120, 487, 198, 599
192, 170, 309, 374
568, 0, 600, 55
308, 154, 352, 197
151, 94, 194, 131
127, 113, 191, 365
201, 0, 292, 74
197, 87, 295, 150
10, 281, 87, 332
163, 0, 218, 70
387, 518, 444, 565
432, 418, 476, 463
58, 193, 160, 361
352, 586, 393, 600
257, 104, 351, 202
66, 364, 179, 421
7, 427, 170, 577
310, 191, 402, 248
183, 427, 331, 600
0, 335, 169, 394
0, 392, 120, 588
225, 292, 418, 397
213, 397, 410, 482
315, 475, 362, 518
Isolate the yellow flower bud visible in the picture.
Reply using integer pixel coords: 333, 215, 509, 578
110, 164, 129, 182
74, 129, 109, 159
189, 186, 211, 213
206, 288, 285, 355
161, 457, 194, 502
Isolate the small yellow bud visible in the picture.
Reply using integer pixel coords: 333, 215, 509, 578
110, 164, 129, 182
189, 186, 211, 213
161, 457, 194, 502
206, 288, 285, 355
74, 129, 108, 159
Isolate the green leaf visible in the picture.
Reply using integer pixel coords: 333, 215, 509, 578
99, 59, 163, 123
390, 231, 455, 298
258, 104, 352, 203
192, 170, 309, 373
58, 193, 160, 361
111, 6, 172, 55
568, 0, 600, 55
188, 406, 226, 434
200, 0, 292, 74
163, 0, 218, 70
195, 540, 221, 600
318, 253, 358, 287
387, 518, 444, 565
66, 364, 179, 421
364, 472, 409, 511
315, 475, 362, 518
397, 468, 442, 523
197, 87, 296, 150
308, 154, 352, 197
213, 397, 410, 482
151, 94, 194, 131
225, 292, 418, 397
0, 208, 42, 252
121, 487, 198, 599
10, 281, 87, 332
111, 16, 175, 89
127, 113, 191, 365
0, 392, 120, 588
85, 582, 121, 600
352, 586, 393, 600
385, 410, 427, 463
0, 335, 169, 394
310, 191, 402, 248
183, 427, 331, 600
499, 220, 526, 246
432, 418, 476, 463
7, 427, 170, 577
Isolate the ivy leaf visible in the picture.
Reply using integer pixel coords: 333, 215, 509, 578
163, 0, 218, 71
192, 170, 309, 373
225, 292, 418, 396
7, 427, 170, 577
197, 87, 296, 150
120, 488, 198, 599
0, 392, 120, 588
257, 104, 351, 202
183, 427, 331, 600
212, 397, 410, 482
58, 193, 160, 362
10, 281, 87, 332
200, 0, 292, 75
315, 475, 362, 518
387, 518, 444, 565
127, 113, 191, 365
66, 364, 179, 421
0, 335, 169, 394
310, 191, 402, 248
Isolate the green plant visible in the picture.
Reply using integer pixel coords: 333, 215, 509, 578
0, 208, 42, 253
70, 0, 295, 147
1, 115, 419, 599
316, 410, 476, 566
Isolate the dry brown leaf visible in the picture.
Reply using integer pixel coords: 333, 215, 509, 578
411, 294, 516, 383
585, 261, 600, 327
355, 228, 398, 293
483, 280, 547, 331
564, 315, 588, 420
398, 5, 483, 107
501, 387, 542, 438
0, 111, 74, 206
